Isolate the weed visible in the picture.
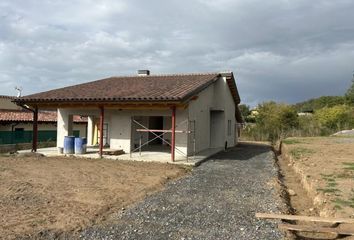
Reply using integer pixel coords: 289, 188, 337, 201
317, 188, 340, 193
289, 147, 315, 160
327, 182, 337, 187
342, 162, 354, 170
336, 172, 354, 178
320, 173, 334, 178
334, 205, 342, 210
332, 198, 354, 209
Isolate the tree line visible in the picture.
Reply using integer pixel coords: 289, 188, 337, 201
240, 78, 354, 143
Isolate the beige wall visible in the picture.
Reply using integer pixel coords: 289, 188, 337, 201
187, 76, 237, 155
0, 98, 20, 110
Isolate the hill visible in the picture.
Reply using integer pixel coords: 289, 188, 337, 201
294, 96, 346, 112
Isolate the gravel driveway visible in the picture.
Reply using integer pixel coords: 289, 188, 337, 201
80, 142, 285, 240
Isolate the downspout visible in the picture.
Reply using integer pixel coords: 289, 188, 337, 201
16, 103, 38, 152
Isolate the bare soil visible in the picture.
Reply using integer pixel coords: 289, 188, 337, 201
279, 136, 354, 239
0, 155, 188, 239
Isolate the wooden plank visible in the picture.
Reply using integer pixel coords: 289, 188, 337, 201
136, 129, 191, 133
278, 223, 354, 236
102, 149, 125, 156
256, 213, 354, 224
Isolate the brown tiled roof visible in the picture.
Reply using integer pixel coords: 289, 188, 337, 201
0, 110, 86, 123
0, 95, 15, 99
15, 73, 220, 103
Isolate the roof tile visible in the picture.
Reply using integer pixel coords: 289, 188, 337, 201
0, 110, 86, 123
16, 73, 220, 103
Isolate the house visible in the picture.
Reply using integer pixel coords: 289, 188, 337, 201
14, 71, 242, 161
0, 95, 86, 145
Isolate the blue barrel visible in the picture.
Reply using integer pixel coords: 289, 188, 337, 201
75, 137, 86, 154
82, 137, 87, 154
63, 136, 75, 154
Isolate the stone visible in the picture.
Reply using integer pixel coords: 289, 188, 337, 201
288, 189, 296, 196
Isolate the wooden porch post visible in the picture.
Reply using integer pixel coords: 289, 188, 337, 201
32, 106, 38, 152
99, 106, 104, 158
171, 106, 176, 162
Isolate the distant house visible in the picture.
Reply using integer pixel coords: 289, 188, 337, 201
14, 71, 242, 161
0, 95, 86, 145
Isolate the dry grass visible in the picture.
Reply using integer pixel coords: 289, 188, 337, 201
282, 136, 354, 218
0, 155, 189, 239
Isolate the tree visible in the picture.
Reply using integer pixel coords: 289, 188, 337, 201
238, 104, 251, 121
314, 105, 354, 130
345, 75, 354, 105
254, 102, 299, 142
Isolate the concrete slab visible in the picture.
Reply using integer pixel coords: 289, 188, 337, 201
18, 146, 223, 166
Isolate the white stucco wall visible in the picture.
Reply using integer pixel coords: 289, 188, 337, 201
107, 109, 188, 155
187, 76, 237, 154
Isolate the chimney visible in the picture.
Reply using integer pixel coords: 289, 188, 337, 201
137, 70, 150, 76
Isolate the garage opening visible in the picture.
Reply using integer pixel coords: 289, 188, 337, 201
210, 110, 225, 148
148, 116, 163, 145
131, 116, 171, 153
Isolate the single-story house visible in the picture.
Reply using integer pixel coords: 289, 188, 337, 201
14, 71, 242, 161
0, 95, 86, 144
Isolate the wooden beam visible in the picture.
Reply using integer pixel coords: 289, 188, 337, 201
99, 106, 104, 158
136, 129, 190, 133
278, 223, 354, 236
31, 106, 38, 152
171, 106, 176, 162
256, 213, 354, 224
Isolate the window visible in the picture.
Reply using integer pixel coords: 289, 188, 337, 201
227, 120, 232, 136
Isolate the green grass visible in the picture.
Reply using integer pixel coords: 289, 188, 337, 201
342, 162, 354, 170
332, 198, 354, 208
336, 172, 354, 178
334, 205, 343, 210
289, 147, 315, 160
317, 188, 340, 193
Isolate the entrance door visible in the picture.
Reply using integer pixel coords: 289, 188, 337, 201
210, 111, 225, 148
148, 116, 163, 145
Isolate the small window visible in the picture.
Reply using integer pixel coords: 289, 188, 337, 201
227, 120, 232, 136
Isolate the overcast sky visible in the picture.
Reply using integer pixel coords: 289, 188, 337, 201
1, 0, 354, 106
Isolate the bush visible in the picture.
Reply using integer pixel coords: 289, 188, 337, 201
314, 105, 354, 131
240, 103, 354, 143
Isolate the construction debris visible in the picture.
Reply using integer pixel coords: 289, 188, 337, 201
256, 213, 354, 237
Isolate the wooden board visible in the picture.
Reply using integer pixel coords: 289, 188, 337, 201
256, 213, 354, 224
279, 223, 354, 236
102, 149, 125, 156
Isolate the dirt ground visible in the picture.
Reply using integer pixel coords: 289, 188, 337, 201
279, 136, 354, 239
0, 154, 189, 239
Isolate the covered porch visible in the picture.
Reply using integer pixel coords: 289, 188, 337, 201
26, 102, 190, 162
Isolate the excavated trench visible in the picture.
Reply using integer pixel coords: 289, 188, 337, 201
274, 146, 340, 240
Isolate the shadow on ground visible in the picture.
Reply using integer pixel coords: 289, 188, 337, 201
211, 141, 272, 161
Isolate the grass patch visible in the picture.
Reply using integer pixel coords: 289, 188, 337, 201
342, 162, 354, 170
282, 139, 304, 145
289, 147, 315, 160
336, 172, 354, 178
334, 205, 342, 210
332, 198, 354, 208
327, 182, 338, 187
317, 188, 340, 193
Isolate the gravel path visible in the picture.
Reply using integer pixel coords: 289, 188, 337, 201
80, 142, 285, 240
